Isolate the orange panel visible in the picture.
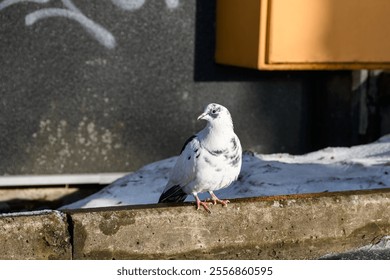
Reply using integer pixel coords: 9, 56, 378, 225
215, 0, 261, 68
215, 0, 390, 70
267, 0, 390, 64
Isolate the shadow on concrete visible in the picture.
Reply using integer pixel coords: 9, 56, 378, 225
193, 0, 298, 82
0, 185, 104, 213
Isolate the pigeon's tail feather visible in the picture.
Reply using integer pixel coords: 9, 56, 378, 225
158, 185, 188, 203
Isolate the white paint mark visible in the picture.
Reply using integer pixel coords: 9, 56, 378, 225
181, 91, 189, 100
165, 0, 179, 9
86, 122, 98, 143
102, 130, 113, 145
61, 0, 81, 13
0, 0, 180, 49
111, 0, 145, 10
352, 70, 368, 92
25, 8, 116, 49
0, 0, 49, 11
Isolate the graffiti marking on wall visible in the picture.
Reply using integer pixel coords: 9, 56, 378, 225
0, 0, 180, 49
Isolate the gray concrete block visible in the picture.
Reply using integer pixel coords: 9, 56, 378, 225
68, 189, 390, 259
0, 210, 71, 260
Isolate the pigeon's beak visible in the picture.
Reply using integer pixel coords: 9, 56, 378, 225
197, 112, 208, 120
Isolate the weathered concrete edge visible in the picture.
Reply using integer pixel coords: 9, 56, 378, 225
66, 188, 390, 260
0, 210, 72, 259
1, 188, 389, 259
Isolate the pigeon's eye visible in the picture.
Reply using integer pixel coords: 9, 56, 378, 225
212, 109, 216, 114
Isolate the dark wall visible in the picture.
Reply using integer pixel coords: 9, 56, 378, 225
0, 0, 378, 175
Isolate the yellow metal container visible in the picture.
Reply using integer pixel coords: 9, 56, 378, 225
215, 0, 390, 70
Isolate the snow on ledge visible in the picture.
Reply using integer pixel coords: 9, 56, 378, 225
61, 135, 390, 210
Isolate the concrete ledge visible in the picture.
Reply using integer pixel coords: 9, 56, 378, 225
0, 210, 71, 259
67, 189, 390, 259
0, 189, 388, 259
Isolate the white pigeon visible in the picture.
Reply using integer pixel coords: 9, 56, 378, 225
158, 103, 242, 213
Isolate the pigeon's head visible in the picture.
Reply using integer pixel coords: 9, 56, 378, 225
197, 103, 233, 128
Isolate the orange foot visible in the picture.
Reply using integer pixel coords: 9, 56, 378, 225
194, 195, 212, 214
210, 191, 230, 207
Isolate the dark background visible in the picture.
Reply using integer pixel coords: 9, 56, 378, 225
0, 0, 389, 175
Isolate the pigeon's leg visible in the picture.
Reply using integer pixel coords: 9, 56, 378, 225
209, 191, 230, 207
193, 193, 212, 214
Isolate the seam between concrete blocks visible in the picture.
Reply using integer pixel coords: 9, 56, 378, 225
64, 212, 75, 260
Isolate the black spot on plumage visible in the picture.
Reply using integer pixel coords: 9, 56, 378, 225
193, 148, 200, 158
203, 156, 217, 167
188, 156, 191, 160
231, 137, 237, 150
229, 153, 241, 167
180, 135, 196, 154
224, 153, 231, 160
158, 185, 188, 203
210, 149, 227, 156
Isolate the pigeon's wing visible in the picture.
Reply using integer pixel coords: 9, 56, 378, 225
158, 135, 200, 203
168, 135, 200, 187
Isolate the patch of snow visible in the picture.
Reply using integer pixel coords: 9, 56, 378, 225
61, 135, 390, 209
321, 236, 390, 260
